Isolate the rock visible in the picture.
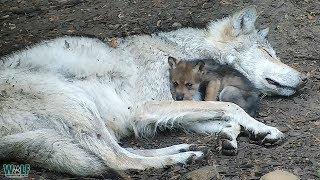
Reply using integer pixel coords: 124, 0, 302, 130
118, 13, 124, 19
8, 23, 16, 30
172, 22, 182, 28
258, 111, 269, 117
156, 20, 162, 27
108, 24, 120, 30
182, 166, 221, 180
2, 15, 9, 19
260, 170, 299, 180
289, 131, 301, 137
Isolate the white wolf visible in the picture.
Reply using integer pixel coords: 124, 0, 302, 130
0, 7, 306, 176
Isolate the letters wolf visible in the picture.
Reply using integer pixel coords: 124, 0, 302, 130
0, 7, 306, 176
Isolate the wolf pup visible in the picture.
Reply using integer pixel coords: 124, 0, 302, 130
168, 56, 260, 117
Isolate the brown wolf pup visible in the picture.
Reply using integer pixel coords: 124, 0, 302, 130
168, 56, 260, 117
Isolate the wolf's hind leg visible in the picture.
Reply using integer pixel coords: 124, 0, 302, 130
101, 145, 204, 170
75, 126, 204, 170
119, 147, 204, 166
1, 129, 204, 173
125, 144, 194, 157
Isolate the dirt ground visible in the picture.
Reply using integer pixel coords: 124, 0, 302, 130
0, 0, 319, 179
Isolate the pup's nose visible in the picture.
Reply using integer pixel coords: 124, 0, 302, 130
176, 94, 184, 101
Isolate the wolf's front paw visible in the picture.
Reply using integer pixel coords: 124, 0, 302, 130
246, 126, 284, 146
220, 139, 237, 156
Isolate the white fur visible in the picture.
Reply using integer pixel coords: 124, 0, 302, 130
0, 7, 304, 176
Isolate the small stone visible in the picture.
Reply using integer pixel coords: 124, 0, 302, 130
289, 131, 301, 137
172, 22, 182, 28
260, 170, 299, 180
109, 37, 118, 48
108, 24, 120, 30
307, 13, 315, 21
258, 111, 269, 117
279, 127, 289, 133
2, 15, 9, 19
8, 23, 16, 30
93, 15, 103, 21
49, 15, 59, 22
67, 26, 76, 33
182, 166, 221, 180
118, 13, 124, 19
156, 20, 162, 27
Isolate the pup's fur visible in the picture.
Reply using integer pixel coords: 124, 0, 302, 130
168, 57, 260, 117
0, 7, 306, 176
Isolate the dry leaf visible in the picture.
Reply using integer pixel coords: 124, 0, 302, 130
307, 13, 315, 21
110, 37, 118, 48
156, 20, 162, 27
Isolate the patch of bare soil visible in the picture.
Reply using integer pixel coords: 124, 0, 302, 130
0, 0, 319, 179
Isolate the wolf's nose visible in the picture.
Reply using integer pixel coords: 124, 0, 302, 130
176, 95, 184, 101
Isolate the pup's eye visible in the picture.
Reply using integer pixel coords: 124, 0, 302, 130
173, 82, 178, 87
185, 83, 193, 88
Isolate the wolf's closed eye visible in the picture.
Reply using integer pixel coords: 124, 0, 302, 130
261, 48, 273, 58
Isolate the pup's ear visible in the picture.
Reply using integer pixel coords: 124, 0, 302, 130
193, 60, 205, 73
258, 28, 269, 39
168, 56, 180, 69
231, 6, 257, 36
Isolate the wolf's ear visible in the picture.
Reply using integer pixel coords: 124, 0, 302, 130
193, 60, 205, 73
168, 56, 180, 69
231, 6, 257, 36
258, 28, 269, 39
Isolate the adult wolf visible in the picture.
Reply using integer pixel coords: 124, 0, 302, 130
0, 7, 306, 176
